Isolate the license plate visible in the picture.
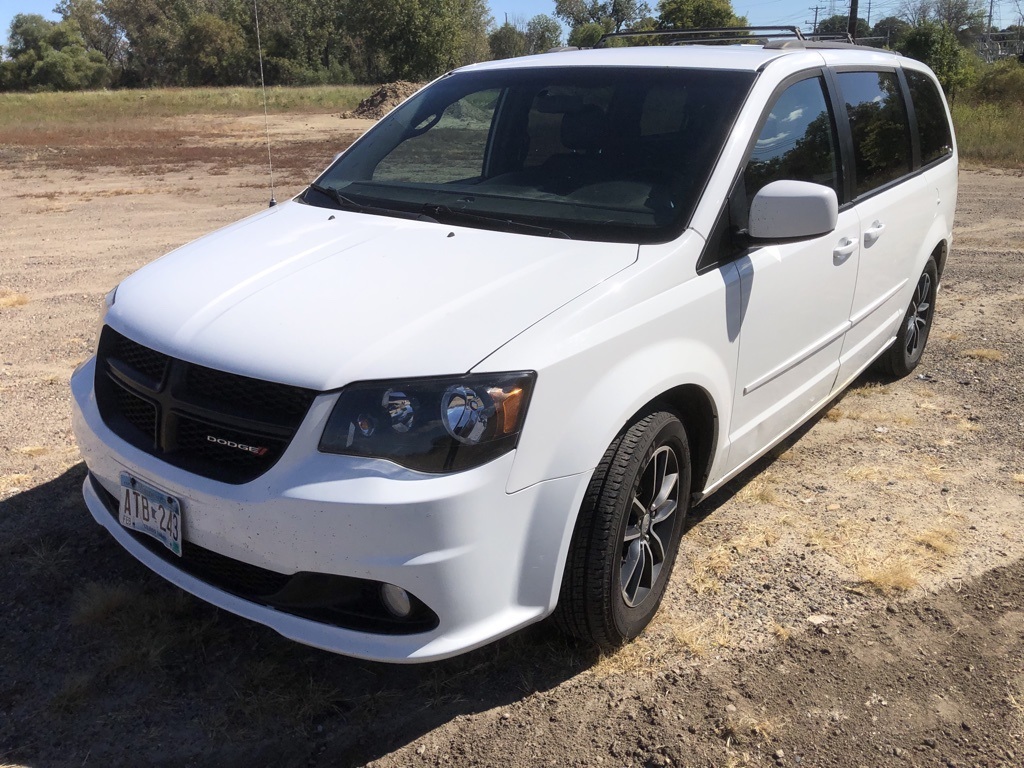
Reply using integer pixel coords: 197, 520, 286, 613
119, 472, 183, 557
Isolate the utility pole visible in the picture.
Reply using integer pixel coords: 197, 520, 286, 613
808, 5, 824, 34
848, 0, 859, 40
866, 0, 872, 27
986, 0, 994, 42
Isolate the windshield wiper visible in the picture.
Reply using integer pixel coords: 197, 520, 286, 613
420, 204, 572, 240
306, 183, 438, 223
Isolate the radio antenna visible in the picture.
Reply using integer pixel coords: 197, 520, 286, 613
253, 0, 276, 207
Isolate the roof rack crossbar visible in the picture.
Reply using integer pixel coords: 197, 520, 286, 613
595, 26, 806, 48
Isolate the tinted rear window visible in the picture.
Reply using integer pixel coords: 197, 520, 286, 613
905, 69, 953, 165
836, 71, 912, 197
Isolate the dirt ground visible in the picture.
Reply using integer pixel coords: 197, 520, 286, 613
1, 112, 1022, 768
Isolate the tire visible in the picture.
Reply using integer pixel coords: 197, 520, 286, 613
876, 257, 939, 378
554, 411, 691, 651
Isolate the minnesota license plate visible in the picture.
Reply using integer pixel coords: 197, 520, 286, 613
119, 472, 183, 557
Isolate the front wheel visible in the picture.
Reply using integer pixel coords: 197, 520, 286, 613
554, 411, 691, 651
877, 257, 939, 378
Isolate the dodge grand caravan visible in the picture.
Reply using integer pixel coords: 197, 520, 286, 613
71, 31, 958, 662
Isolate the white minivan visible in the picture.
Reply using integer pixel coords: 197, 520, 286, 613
71, 32, 957, 662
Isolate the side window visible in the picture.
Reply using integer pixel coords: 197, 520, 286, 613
905, 69, 954, 165
743, 76, 839, 200
836, 71, 912, 196
374, 89, 500, 183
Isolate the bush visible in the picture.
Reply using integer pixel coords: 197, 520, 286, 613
970, 58, 1024, 106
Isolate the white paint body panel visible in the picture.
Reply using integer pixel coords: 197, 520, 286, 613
70, 43, 958, 661
107, 202, 637, 390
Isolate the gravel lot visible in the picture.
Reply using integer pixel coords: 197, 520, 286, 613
0, 114, 1022, 767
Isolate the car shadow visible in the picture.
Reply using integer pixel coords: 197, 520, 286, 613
0, 463, 597, 767
1, 370, 891, 766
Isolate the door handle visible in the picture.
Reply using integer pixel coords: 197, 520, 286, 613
864, 220, 886, 246
833, 237, 857, 264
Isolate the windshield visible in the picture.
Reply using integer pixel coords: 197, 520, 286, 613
307, 66, 755, 243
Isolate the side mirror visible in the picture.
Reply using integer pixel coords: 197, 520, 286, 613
748, 180, 838, 241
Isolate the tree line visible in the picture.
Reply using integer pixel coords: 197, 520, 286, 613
0, 0, 1019, 93
0, 0, 749, 91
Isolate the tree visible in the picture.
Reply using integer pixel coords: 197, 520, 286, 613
931, 0, 986, 40
489, 22, 528, 59
608, 1, 651, 31
568, 21, 610, 46
658, 0, 744, 29
872, 15, 911, 46
455, 0, 493, 65
901, 22, 973, 96
0, 13, 110, 91
55, 0, 124, 71
177, 12, 248, 86
349, 0, 469, 82
554, 0, 609, 28
815, 14, 870, 38
526, 14, 563, 52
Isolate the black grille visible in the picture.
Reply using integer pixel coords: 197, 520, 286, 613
93, 476, 438, 635
94, 326, 317, 484
115, 333, 170, 385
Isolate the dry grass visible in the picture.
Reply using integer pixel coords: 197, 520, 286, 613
770, 621, 793, 644
851, 382, 891, 397
963, 348, 1005, 362
855, 556, 920, 594
0, 85, 374, 128
734, 474, 780, 505
0, 289, 30, 308
591, 632, 673, 677
71, 582, 139, 626
17, 445, 48, 457
228, 658, 341, 727
1013, 473, 1024, 484
824, 406, 915, 426
669, 615, 732, 657
16, 538, 73, 580
0, 473, 32, 493
49, 672, 98, 713
807, 517, 869, 553
914, 527, 958, 556
845, 465, 884, 482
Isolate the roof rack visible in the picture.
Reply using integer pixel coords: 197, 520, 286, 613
594, 26, 806, 48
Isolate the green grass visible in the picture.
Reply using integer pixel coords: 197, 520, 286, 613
2, 84, 1022, 170
952, 101, 1024, 168
0, 85, 375, 127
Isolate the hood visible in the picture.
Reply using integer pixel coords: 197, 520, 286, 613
107, 201, 638, 391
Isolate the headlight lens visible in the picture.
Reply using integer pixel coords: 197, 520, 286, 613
319, 372, 536, 473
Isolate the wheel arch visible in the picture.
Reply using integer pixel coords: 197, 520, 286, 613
644, 383, 719, 503
932, 239, 949, 280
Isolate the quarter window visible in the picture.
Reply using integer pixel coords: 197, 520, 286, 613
905, 69, 953, 165
743, 76, 840, 200
836, 71, 912, 196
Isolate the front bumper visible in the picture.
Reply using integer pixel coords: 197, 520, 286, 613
71, 356, 591, 662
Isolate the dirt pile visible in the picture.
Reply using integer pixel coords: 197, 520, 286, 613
343, 81, 423, 119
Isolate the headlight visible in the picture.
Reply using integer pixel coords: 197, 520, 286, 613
319, 372, 536, 473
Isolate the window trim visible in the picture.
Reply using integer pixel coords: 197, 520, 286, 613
830, 65, 916, 204
901, 66, 956, 172
696, 68, 843, 274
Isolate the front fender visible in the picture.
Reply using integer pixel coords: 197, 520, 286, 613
478, 232, 742, 494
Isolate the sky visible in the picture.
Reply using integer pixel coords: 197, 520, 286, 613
3, 0, 1022, 50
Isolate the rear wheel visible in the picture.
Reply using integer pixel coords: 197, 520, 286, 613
877, 258, 938, 378
554, 411, 691, 651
